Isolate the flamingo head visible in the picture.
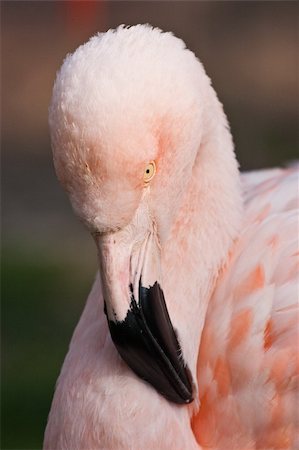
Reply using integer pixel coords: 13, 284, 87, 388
49, 25, 241, 404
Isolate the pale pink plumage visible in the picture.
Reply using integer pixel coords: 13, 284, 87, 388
44, 25, 298, 450
193, 167, 299, 449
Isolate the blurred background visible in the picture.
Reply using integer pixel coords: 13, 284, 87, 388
1, 1, 298, 448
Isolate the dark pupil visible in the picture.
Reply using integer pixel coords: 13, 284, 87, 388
146, 169, 150, 174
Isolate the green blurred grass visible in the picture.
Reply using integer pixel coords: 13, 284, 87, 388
1, 243, 95, 449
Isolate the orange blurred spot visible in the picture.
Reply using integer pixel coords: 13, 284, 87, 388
264, 318, 273, 350
234, 265, 265, 299
66, 1, 98, 27
63, 1, 107, 36
191, 391, 217, 447
214, 356, 231, 397
228, 309, 253, 350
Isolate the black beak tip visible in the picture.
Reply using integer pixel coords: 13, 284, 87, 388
105, 280, 194, 405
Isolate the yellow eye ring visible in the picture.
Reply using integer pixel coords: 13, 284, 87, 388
143, 161, 156, 183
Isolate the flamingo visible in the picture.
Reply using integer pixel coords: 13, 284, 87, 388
44, 25, 298, 450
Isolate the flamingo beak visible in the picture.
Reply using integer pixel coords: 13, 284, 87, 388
96, 231, 194, 405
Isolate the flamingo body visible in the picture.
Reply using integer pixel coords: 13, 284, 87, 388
194, 168, 298, 449
44, 25, 298, 450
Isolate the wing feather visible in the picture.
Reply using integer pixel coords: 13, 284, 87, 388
192, 167, 299, 450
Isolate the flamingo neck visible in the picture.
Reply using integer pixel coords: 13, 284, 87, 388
161, 88, 243, 395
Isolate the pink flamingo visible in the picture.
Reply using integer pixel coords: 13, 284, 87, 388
44, 25, 298, 450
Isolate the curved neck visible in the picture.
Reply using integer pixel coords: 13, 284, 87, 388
161, 88, 242, 390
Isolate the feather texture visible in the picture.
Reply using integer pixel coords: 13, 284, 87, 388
193, 167, 298, 449
44, 25, 298, 450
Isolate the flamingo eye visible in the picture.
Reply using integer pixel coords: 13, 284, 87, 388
143, 161, 156, 183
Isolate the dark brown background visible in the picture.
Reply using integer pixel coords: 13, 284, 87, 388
2, 2, 298, 448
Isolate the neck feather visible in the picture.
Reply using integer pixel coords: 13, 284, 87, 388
161, 88, 243, 390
